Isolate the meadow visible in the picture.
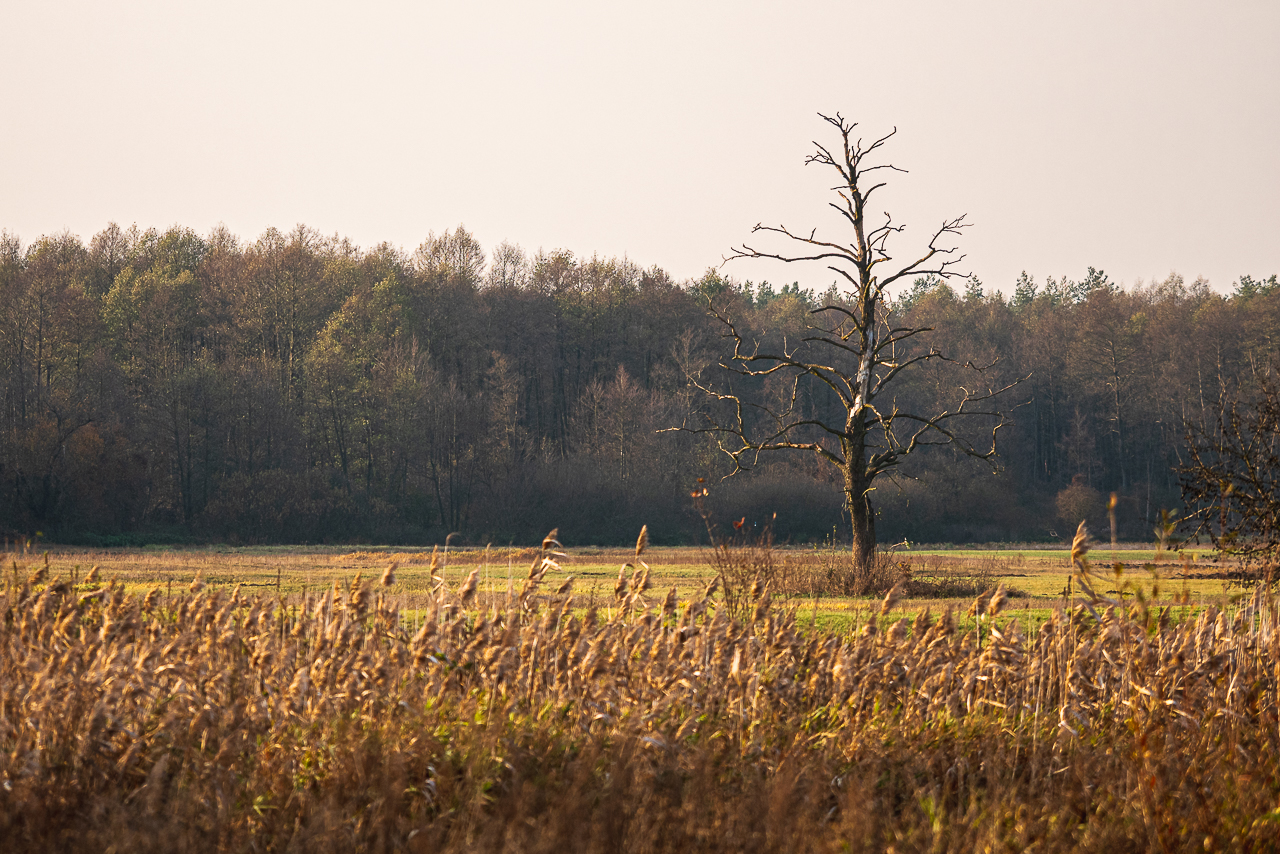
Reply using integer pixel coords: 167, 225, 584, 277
9, 537, 1231, 633
4, 534, 1279, 852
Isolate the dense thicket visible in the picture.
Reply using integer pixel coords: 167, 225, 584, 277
0, 223, 1275, 545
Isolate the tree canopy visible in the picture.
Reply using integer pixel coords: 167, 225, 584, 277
0, 221, 1275, 548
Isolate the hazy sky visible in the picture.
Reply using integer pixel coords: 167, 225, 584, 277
3, 1, 1277, 296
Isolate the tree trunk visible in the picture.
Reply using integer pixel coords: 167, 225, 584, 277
844, 462, 876, 572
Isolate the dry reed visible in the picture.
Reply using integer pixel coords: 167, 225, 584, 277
3, 538, 1280, 852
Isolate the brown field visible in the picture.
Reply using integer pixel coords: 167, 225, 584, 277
3, 531, 1280, 852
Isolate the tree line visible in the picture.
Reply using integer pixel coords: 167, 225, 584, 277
0, 222, 1275, 546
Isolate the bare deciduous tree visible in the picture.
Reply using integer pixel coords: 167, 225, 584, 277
678, 113, 1015, 570
1180, 375, 1280, 581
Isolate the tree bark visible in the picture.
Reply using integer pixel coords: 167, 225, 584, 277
845, 463, 876, 571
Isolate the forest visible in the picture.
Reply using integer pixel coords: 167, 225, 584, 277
1, 222, 1276, 547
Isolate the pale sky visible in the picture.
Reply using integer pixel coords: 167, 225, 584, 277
2, 1, 1277, 296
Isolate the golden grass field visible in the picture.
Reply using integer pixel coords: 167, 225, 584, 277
5, 530, 1280, 852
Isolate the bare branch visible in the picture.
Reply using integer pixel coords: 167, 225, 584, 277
674, 111, 1014, 568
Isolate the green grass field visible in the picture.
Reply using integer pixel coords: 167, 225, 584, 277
8, 538, 1238, 638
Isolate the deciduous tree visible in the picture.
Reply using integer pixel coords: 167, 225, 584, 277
1180, 375, 1280, 580
678, 114, 1015, 570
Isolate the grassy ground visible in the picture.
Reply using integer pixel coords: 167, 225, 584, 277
7, 538, 1237, 637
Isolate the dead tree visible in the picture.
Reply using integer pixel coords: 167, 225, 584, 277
678, 113, 1015, 571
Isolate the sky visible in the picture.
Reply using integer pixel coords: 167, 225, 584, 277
2, 0, 1277, 297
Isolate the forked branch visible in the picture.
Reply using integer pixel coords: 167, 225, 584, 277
673, 112, 1017, 570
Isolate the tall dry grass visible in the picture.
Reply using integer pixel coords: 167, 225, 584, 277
3, 540, 1280, 851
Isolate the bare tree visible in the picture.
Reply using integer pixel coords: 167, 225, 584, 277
1180, 375, 1280, 582
678, 113, 1015, 571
